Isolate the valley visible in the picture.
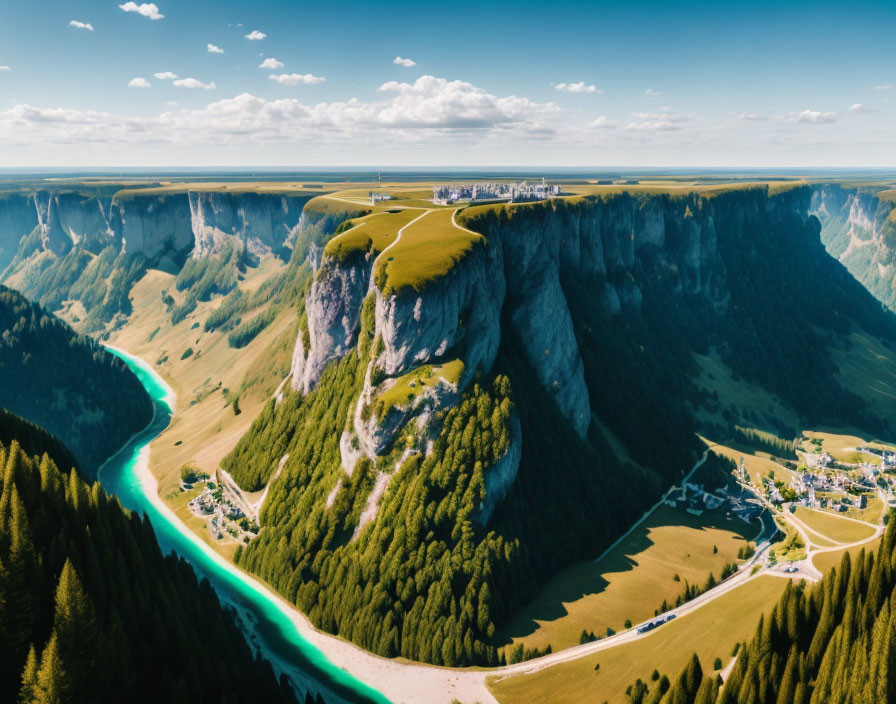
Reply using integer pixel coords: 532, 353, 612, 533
4, 172, 896, 704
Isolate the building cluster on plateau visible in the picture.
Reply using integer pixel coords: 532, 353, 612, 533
433, 179, 562, 205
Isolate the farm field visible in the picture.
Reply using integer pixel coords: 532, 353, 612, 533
495, 505, 757, 655
792, 506, 877, 544
488, 575, 789, 704
812, 538, 882, 574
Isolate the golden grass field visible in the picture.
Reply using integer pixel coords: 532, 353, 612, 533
496, 505, 757, 655
800, 428, 896, 463
793, 507, 877, 543
323, 208, 424, 261
488, 575, 789, 704
711, 442, 798, 488
375, 208, 482, 293
812, 538, 881, 574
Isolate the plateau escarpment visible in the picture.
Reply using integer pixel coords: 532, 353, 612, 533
0, 187, 318, 329
227, 184, 896, 667
812, 184, 896, 310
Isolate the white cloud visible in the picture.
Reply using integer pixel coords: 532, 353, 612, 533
849, 103, 873, 113
154, 71, 178, 80
374, 75, 558, 130
626, 110, 688, 131
556, 81, 601, 94
786, 109, 837, 124
245, 30, 266, 40
0, 77, 559, 150
393, 56, 416, 67
128, 77, 151, 88
591, 116, 614, 128
268, 73, 325, 85
644, 88, 664, 97
119, 3, 164, 20
70, 20, 94, 31
207, 44, 224, 54
259, 58, 284, 70
873, 84, 892, 91
0, 67, 10, 72
173, 78, 216, 90
738, 112, 768, 121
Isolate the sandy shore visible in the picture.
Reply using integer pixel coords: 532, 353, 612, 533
120, 345, 499, 704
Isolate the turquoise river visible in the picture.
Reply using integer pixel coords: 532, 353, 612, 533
99, 347, 390, 704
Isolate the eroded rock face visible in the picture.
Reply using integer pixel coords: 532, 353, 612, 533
291, 252, 374, 393
285, 187, 821, 523
375, 241, 505, 385
188, 192, 306, 258
111, 194, 194, 259
1, 189, 313, 268
812, 184, 896, 310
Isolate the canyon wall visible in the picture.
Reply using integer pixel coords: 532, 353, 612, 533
289, 185, 818, 520
811, 184, 896, 310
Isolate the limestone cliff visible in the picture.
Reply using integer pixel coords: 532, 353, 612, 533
0, 187, 316, 322
811, 184, 896, 309
289, 187, 818, 523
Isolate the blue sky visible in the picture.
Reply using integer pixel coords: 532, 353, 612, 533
0, 0, 894, 166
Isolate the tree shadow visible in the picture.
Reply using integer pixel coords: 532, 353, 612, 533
495, 507, 753, 646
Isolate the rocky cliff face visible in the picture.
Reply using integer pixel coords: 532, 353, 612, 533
811, 184, 896, 309
0, 188, 315, 321
188, 192, 306, 257
289, 187, 810, 522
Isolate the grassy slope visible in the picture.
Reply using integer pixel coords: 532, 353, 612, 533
801, 428, 896, 462
106, 258, 296, 552
488, 575, 789, 704
113, 182, 330, 198
324, 208, 423, 261
377, 359, 464, 409
831, 332, 896, 418
692, 349, 800, 434
711, 443, 799, 488
496, 505, 756, 654
375, 208, 482, 293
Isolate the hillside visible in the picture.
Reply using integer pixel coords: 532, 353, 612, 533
0, 285, 153, 472
222, 183, 896, 667
629, 515, 896, 703
0, 425, 314, 704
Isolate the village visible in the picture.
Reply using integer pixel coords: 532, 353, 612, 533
432, 179, 562, 205
182, 467, 260, 545
762, 445, 896, 513
663, 477, 764, 523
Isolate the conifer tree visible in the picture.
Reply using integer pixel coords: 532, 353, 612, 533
18, 645, 38, 704
34, 633, 65, 704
